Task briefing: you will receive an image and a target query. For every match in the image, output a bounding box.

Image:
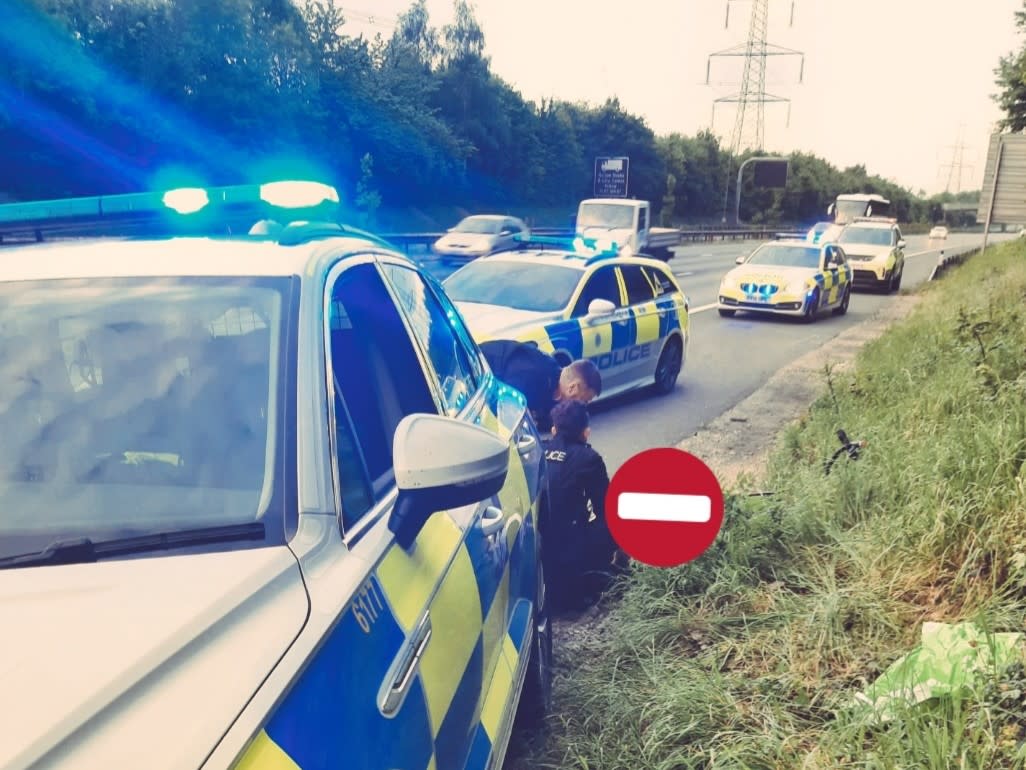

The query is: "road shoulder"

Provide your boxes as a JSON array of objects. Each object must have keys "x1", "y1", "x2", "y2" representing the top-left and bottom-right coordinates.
[{"x1": 677, "y1": 292, "x2": 925, "y2": 490}]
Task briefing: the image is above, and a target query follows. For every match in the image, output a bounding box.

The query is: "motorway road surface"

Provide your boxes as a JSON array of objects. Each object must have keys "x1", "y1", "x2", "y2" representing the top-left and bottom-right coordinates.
[{"x1": 417, "y1": 232, "x2": 1009, "y2": 472}]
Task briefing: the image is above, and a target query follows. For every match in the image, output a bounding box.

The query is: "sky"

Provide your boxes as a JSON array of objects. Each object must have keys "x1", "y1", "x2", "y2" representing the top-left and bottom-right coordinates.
[{"x1": 338, "y1": 0, "x2": 1024, "y2": 195}]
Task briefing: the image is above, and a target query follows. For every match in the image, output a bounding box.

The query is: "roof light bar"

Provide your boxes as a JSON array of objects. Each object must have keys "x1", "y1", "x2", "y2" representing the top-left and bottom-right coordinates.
[
  {"x1": 162, "y1": 187, "x2": 210, "y2": 215},
  {"x1": 259, "y1": 181, "x2": 339, "y2": 209}
]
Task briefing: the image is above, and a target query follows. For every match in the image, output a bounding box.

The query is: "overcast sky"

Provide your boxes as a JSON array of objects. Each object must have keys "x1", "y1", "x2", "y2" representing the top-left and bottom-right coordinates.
[{"x1": 340, "y1": 0, "x2": 1023, "y2": 195}]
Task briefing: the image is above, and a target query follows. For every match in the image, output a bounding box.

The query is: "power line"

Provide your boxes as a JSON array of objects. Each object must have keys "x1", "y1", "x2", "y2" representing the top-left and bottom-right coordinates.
[
  {"x1": 938, "y1": 124, "x2": 974, "y2": 193},
  {"x1": 706, "y1": 0, "x2": 804, "y2": 222}
]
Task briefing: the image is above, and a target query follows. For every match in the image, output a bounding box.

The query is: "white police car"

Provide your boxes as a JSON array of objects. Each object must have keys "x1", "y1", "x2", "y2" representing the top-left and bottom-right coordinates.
[
  {"x1": 442, "y1": 243, "x2": 691, "y2": 401},
  {"x1": 0, "y1": 182, "x2": 550, "y2": 770}
]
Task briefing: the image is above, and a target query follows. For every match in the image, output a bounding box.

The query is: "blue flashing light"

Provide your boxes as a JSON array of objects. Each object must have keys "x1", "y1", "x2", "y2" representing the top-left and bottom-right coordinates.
[
  {"x1": 161, "y1": 187, "x2": 210, "y2": 215},
  {"x1": 259, "y1": 181, "x2": 339, "y2": 209}
]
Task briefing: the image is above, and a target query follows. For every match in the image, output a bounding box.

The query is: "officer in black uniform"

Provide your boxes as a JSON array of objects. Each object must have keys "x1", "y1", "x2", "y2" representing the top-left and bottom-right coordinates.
[
  {"x1": 540, "y1": 399, "x2": 626, "y2": 612},
  {"x1": 478, "y1": 340, "x2": 602, "y2": 433}
]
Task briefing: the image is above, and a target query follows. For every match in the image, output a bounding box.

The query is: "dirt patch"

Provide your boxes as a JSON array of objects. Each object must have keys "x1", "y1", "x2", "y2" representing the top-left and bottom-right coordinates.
[{"x1": 546, "y1": 293, "x2": 927, "y2": 671}]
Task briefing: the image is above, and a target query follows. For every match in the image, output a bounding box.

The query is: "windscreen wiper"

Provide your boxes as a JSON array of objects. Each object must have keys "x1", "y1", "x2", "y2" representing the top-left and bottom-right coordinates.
[{"x1": 0, "y1": 522, "x2": 266, "y2": 570}]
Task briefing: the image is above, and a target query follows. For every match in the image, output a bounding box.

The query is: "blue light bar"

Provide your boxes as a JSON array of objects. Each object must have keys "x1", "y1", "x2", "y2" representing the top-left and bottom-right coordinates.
[
  {"x1": 259, "y1": 181, "x2": 339, "y2": 209},
  {"x1": 162, "y1": 187, "x2": 210, "y2": 214},
  {"x1": 512, "y1": 232, "x2": 621, "y2": 259}
]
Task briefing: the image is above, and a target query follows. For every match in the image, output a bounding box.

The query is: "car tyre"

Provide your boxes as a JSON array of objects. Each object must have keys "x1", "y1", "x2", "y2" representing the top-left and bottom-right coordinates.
[
  {"x1": 832, "y1": 285, "x2": 851, "y2": 316},
  {"x1": 652, "y1": 337, "x2": 683, "y2": 395},
  {"x1": 515, "y1": 563, "x2": 553, "y2": 731},
  {"x1": 889, "y1": 265, "x2": 903, "y2": 293},
  {"x1": 801, "y1": 288, "x2": 820, "y2": 324},
  {"x1": 718, "y1": 308, "x2": 736, "y2": 317}
]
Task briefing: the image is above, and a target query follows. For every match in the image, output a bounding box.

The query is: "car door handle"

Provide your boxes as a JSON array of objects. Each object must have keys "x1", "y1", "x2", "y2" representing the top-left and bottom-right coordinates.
[
  {"x1": 516, "y1": 434, "x2": 536, "y2": 454},
  {"x1": 379, "y1": 611, "x2": 432, "y2": 716},
  {"x1": 480, "y1": 505, "x2": 504, "y2": 537}
]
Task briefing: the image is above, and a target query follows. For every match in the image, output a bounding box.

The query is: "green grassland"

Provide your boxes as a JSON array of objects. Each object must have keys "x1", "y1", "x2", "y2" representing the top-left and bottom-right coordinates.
[{"x1": 511, "y1": 239, "x2": 1026, "y2": 769}]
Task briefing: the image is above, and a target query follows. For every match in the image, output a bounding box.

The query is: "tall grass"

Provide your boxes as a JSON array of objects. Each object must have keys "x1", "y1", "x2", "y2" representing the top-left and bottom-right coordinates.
[{"x1": 510, "y1": 240, "x2": 1026, "y2": 769}]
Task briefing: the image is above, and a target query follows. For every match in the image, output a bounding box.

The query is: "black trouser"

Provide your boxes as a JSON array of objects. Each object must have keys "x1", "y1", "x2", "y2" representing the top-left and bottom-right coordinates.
[{"x1": 544, "y1": 518, "x2": 619, "y2": 611}]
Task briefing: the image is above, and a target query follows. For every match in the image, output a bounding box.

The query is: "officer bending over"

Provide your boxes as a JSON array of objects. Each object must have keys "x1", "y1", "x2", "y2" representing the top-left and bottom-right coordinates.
[
  {"x1": 479, "y1": 340, "x2": 601, "y2": 433},
  {"x1": 541, "y1": 399, "x2": 625, "y2": 612}
]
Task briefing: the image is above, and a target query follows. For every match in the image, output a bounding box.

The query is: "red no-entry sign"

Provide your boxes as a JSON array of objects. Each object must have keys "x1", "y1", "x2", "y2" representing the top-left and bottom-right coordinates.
[{"x1": 605, "y1": 448, "x2": 725, "y2": 568}]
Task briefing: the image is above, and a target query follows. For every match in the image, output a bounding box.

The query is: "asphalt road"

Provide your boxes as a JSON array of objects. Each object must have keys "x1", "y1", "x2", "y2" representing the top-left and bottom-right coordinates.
[{"x1": 417, "y1": 232, "x2": 1008, "y2": 472}]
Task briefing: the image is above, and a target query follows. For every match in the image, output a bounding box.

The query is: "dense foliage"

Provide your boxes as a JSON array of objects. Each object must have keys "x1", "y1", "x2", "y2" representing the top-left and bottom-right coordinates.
[{"x1": 1, "y1": 0, "x2": 976, "y2": 228}]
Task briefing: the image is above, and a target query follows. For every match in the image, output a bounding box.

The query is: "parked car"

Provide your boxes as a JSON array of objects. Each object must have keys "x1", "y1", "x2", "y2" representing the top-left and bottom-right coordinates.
[
  {"x1": 0, "y1": 182, "x2": 550, "y2": 770},
  {"x1": 431, "y1": 214, "x2": 530, "y2": 261},
  {"x1": 929, "y1": 225, "x2": 949, "y2": 240}
]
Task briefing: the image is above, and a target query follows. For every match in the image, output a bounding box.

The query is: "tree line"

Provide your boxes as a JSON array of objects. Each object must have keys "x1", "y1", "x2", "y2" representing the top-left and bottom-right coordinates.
[{"x1": 1, "y1": 0, "x2": 982, "y2": 230}]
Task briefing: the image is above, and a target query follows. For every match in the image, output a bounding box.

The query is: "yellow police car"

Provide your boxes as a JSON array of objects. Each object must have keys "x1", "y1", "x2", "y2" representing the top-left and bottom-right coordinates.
[
  {"x1": 834, "y1": 217, "x2": 907, "y2": 292},
  {"x1": 0, "y1": 183, "x2": 550, "y2": 770},
  {"x1": 441, "y1": 245, "x2": 691, "y2": 400},
  {"x1": 717, "y1": 239, "x2": 853, "y2": 322}
]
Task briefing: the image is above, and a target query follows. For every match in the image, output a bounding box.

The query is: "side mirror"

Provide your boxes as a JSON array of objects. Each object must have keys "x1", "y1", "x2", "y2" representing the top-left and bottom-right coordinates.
[
  {"x1": 897, "y1": 239, "x2": 906, "y2": 249},
  {"x1": 735, "y1": 255, "x2": 746, "y2": 265},
  {"x1": 387, "y1": 414, "x2": 510, "y2": 549},
  {"x1": 586, "y1": 298, "x2": 617, "y2": 319}
]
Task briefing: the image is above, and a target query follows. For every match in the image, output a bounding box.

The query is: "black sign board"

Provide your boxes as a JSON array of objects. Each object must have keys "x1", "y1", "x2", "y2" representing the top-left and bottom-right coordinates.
[
  {"x1": 594, "y1": 157, "x2": 630, "y2": 197},
  {"x1": 752, "y1": 159, "x2": 789, "y2": 188}
]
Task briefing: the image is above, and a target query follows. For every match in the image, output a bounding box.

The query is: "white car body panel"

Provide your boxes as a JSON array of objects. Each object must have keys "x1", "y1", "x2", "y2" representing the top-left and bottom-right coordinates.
[{"x1": 1, "y1": 548, "x2": 308, "y2": 770}]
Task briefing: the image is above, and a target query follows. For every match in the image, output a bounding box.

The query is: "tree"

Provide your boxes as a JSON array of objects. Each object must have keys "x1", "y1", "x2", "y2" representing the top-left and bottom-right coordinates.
[{"x1": 994, "y1": 2, "x2": 1026, "y2": 131}]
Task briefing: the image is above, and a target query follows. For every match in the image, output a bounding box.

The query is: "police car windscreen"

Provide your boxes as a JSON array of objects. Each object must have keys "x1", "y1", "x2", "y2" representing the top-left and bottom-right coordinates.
[
  {"x1": 746, "y1": 244, "x2": 822, "y2": 269},
  {"x1": 838, "y1": 227, "x2": 893, "y2": 246},
  {"x1": 0, "y1": 277, "x2": 289, "y2": 560},
  {"x1": 443, "y1": 261, "x2": 582, "y2": 312}
]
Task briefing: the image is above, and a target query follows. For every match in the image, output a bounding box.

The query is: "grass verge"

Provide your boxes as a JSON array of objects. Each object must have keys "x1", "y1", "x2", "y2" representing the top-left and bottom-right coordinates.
[{"x1": 508, "y1": 239, "x2": 1026, "y2": 769}]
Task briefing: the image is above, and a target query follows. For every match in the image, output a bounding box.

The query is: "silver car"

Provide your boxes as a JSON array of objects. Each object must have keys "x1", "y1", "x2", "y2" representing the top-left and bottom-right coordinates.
[{"x1": 432, "y1": 214, "x2": 530, "y2": 261}]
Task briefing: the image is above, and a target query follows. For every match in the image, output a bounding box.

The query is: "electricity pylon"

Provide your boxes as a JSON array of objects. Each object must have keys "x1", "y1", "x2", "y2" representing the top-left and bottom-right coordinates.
[{"x1": 707, "y1": 0, "x2": 804, "y2": 221}]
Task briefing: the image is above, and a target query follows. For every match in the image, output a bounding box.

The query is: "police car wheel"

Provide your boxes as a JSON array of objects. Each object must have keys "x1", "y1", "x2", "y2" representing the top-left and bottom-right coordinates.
[
  {"x1": 889, "y1": 266, "x2": 903, "y2": 293},
  {"x1": 833, "y1": 286, "x2": 850, "y2": 316},
  {"x1": 801, "y1": 288, "x2": 820, "y2": 324},
  {"x1": 652, "y1": 338, "x2": 683, "y2": 395}
]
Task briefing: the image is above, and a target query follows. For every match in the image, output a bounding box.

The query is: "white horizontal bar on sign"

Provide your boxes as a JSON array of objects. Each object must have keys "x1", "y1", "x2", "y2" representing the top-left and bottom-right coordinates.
[{"x1": 617, "y1": 492, "x2": 711, "y2": 523}]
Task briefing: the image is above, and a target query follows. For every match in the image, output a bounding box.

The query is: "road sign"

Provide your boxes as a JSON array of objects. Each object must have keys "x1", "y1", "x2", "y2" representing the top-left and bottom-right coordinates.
[
  {"x1": 594, "y1": 156, "x2": 629, "y2": 197},
  {"x1": 977, "y1": 133, "x2": 1026, "y2": 228},
  {"x1": 604, "y1": 448, "x2": 725, "y2": 568},
  {"x1": 753, "y1": 158, "x2": 789, "y2": 188}
]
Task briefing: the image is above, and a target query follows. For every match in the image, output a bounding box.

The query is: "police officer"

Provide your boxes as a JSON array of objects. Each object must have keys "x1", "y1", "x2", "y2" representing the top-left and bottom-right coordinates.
[
  {"x1": 479, "y1": 339, "x2": 602, "y2": 433},
  {"x1": 541, "y1": 399, "x2": 626, "y2": 612}
]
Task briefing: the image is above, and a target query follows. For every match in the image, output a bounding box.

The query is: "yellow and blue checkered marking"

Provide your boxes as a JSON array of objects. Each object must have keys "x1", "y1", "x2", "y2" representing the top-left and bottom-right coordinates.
[{"x1": 232, "y1": 392, "x2": 541, "y2": 770}]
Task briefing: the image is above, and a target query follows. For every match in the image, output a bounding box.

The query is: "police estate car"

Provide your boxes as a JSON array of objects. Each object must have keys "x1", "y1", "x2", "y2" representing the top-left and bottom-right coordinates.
[
  {"x1": 717, "y1": 239, "x2": 853, "y2": 322},
  {"x1": 0, "y1": 183, "x2": 550, "y2": 770},
  {"x1": 834, "y1": 217, "x2": 907, "y2": 292},
  {"x1": 442, "y1": 246, "x2": 691, "y2": 401}
]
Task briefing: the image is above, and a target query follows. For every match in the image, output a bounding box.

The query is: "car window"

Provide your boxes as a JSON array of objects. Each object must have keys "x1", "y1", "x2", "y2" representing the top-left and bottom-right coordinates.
[
  {"x1": 0, "y1": 276, "x2": 291, "y2": 561},
  {"x1": 444, "y1": 261, "x2": 581, "y2": 312},
  {"x1": 638, "y1": 207, "x2": 647, "y2": 232},
  {"x1": 642, "y1": 265, "x2": 675, "y2": 296},
  {"x1": 571, "y1": 266, "x2": 622, "y2": 317},
  {"x1": 326, "y1": 262, "x2": 439, "y2": 528},
  {"x1": 380, "y1": 263, "x2": 481, "y2": 417},
  {"x1": 620, "y1": 265, "x2": 656, "y2": 305}
]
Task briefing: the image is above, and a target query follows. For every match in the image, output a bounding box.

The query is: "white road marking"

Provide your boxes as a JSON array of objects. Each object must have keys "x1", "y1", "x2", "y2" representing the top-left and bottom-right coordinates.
[
  {"x1": 618, "y1": 492, "x2": 712, "y2": 523},
  {"x1": 691, "y1": 302, "x2": 718, "y2": 314}
]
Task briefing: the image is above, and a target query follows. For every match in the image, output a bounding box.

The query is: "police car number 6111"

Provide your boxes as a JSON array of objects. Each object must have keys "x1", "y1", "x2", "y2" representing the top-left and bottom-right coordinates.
[{"x1": 0, "y1": 182, "x2": 551, "y2": 770}]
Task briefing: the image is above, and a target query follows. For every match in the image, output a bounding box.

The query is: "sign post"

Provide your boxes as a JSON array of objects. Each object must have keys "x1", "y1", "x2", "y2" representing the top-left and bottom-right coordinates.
[
  {"x1": 594, "y1": 157, "x2": 630, "y2": 198},
  {"x1": 734, "y1": 157, "x2": 789, "y2": 226}
]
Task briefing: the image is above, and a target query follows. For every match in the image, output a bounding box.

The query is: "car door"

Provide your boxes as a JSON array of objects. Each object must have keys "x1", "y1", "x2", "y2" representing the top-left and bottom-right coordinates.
[
  {"x1": 823, "y1": 244, "x2": 843, "y2": 306},
  {"x1": 547, "y1": 265, "x2": 625, "y2": 388},
  {"x1": 615, "y1": 264, "x2": 661, "y2": 385},
  {"x1": 377, "y1": 258, "x2": 541, "y2": 768},
  {"x1": 242, "y1": 258, "x2": 497, "y2": 770}
]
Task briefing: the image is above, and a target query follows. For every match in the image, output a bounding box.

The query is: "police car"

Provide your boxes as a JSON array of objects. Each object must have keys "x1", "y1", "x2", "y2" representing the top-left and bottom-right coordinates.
[
  {"x1": 0, "y1": 182, "x2": 550, "y2": 770},
  {"x1": 834, "y1": 217, "x2": 907, "y2": 292},
  {"x1": 717, "y1": 239, "x2": 853, "y2": 322},
  {"x1": 441, "y1": 243, "x2": 691, "y2": 401}
]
